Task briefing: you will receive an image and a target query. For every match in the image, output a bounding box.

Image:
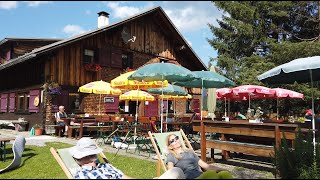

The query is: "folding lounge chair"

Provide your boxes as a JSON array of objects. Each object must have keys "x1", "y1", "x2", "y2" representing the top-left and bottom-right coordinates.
[
  {"x1": 50, "y1": 143, "x2": 109, "y2": 179},
  {"x1": 148, "y1": 129, "x2": 194, "y2": 177},
  {"x1": 0, "y1": 135, "x2": 26, "y2": 174}
]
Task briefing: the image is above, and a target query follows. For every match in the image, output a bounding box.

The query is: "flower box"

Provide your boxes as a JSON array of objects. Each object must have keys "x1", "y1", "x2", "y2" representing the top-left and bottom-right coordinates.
[{"x1": 84, "y1": 63, "x2": 102, "y2": 72}]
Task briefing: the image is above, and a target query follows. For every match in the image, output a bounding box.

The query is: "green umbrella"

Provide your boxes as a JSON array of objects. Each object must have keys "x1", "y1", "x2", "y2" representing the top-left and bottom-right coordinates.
[
  {"x1": 128, "y1": 62, "x2": 195, "y2": 133},
  {"x1": 257, "y1": 56, "x2": 320, "y2": 153},
  {"x1": 147, "y1": 84, "x2": 187, "y2": 96},
  {"x1": 147, "y1": 84, "x2": 187, "y2": 124},
  {"x1": 175, "y1": 70, "x2": 235, "y2": 120},
  {"x1": 128, "y1": 62, "x2": 196, "y2": 82}
]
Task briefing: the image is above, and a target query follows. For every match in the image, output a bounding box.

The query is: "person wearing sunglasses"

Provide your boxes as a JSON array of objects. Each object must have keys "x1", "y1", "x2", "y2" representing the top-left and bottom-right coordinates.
[{"x1": 165, "y1": 134, "x2": 229, "y2": 179}]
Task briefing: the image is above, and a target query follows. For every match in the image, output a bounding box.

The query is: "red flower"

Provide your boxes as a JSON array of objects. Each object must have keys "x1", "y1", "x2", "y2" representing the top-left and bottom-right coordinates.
[{"x1": 84, "y1": 63, "x2": 102, "y2": 72}]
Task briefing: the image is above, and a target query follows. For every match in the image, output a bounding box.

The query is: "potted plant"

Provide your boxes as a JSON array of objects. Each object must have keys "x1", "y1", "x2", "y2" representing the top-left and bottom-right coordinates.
[
  {"x1": 33, "y1": 124, "x2": 43, "y2": 136},
  {"x1": 115, "y1": 112, "x2": 121, "y2": 121}
]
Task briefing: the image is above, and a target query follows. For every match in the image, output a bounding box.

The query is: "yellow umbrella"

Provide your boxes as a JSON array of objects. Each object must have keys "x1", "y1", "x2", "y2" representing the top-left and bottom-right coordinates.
[
  {"x1": 111, "y1": 71, "x2": 169, "y2": 90},
  {"x1": 119, "y1": 90, "x2": 155, "y2": 101},
  {"x1": 158, "y1": 94, "x2": 192, "y2": 119},
  {"x1": 119, "y1": 89, "x2": 154, "y2": 145},
  {"x1": 78, "y1": 80, "x2": 122, "y2": 115}
]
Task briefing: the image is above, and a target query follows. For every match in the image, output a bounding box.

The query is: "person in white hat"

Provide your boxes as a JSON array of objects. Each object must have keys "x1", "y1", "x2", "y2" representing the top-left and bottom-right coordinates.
[{"x1": 70, "y1": 137, "x2": 186, "y2": 179}]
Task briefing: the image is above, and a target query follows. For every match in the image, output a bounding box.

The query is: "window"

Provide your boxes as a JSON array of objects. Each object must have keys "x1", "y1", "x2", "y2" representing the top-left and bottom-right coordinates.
[
  {"x1": 17, "y1": 92, "x2": 29, "y2": 113},
  {"x1": 122, "y1": 52, "x2": 133, "y2": 69},
  {"x1": 186, "y1": 99, "x2": 192, "y2": 113},
  {"x1": 68, "y1": 93, "x2": 81, "y2": 112},
  {"x1": 83, "y1": 49, "x2": 95, "y2": 64}
]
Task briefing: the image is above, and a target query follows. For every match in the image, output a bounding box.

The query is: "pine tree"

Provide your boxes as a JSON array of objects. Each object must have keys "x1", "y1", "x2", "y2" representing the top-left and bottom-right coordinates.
[{"x1": 208, "y1": 1, "x2": 320, "y2": 114}]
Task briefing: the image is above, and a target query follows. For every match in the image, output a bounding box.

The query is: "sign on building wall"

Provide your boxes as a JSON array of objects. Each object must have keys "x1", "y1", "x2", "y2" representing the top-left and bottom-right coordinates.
[{"x1": 104, "y1": 97, "x2": 115, "y2": 103}]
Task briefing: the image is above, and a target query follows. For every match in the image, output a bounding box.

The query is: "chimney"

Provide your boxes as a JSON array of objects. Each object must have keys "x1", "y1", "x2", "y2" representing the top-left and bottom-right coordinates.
[{"x1": 97, "y1": 11, "x2": 109, "y2": 28}]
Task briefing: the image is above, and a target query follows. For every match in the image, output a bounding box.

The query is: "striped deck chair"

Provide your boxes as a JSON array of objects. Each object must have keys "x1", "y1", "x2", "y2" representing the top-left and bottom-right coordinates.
[
  {"x1": 148, "y1": 129, "x2": 194, "y2": 177},
  {"x1": 50, "y1": 143, "x2": 109, "y2": 179}
]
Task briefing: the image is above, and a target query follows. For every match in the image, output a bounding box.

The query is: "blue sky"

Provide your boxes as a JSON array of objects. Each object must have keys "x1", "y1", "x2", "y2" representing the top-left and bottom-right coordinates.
[{"x1": 0, "y1": 1, "x2": 223, "y2": 67}]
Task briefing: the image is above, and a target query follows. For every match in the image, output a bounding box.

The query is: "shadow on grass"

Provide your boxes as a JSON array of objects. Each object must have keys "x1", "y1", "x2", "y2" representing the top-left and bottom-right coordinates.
[
  {"x1": 212, "y1": 152, "x2": 275, "y2": 172},
  {"x1": 20, "y1": 152, "x2": 37, "y2": 168}
]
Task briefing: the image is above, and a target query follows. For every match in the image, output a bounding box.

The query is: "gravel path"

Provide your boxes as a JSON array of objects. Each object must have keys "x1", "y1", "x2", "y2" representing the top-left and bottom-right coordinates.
[{"x1": 0, "y1": 129, "x2": 275, "y2": 179}]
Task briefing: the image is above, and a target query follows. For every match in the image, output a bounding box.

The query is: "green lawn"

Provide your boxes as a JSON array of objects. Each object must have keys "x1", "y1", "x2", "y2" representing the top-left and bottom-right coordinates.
[{"x1": 0, "y1": 142, "x2": 159, "y2": 179}]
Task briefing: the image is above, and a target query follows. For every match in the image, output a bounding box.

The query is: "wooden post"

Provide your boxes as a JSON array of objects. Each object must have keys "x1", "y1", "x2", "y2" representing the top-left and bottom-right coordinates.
[
  {"x1": 200, "y1": 121, "x2": 206, "y2": 161},
  {"x1": 275, "y1": 125, "x2": 281, "y2": 149}
]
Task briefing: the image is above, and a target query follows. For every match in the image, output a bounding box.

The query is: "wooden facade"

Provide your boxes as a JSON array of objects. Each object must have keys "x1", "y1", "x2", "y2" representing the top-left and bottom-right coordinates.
[{"x1": 0, "y1": 7, "x2": 205, "y2": 129}]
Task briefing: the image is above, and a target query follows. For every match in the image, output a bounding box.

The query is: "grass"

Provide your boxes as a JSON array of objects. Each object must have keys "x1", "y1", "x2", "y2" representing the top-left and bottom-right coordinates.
[{"x1": 0, "y1": 142, "x2": 159, "y2": 179}]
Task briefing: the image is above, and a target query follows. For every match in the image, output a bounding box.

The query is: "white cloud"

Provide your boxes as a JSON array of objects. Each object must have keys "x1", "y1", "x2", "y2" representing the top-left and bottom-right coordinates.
[
  {"x1": 105, "y1": 2, "x2": 141, "y2": 19},
  {"x1": 23, "y1": 1, "x2": 52, "y2": 7},
  {"x1": 0, "y1": 1, "x2": 18, "y2": 10},
  {"x1": 104, "y1": 1, "x2": 155, "y2": 19},
  {"x1": 62, "y1": 25, "x2": 86, "y2": 37},
  {"x1": 162, "y1": 2, "x2": 221, "y2": 33}
]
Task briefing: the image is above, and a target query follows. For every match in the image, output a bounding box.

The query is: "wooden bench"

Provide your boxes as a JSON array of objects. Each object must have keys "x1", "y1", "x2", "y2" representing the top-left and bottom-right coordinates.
[
  {"x1": 45, "y1": 124, "x2": 64, "y2": 137},
  {"x1": 193, "y1": 120, "x2": 306, "y2": 161}
]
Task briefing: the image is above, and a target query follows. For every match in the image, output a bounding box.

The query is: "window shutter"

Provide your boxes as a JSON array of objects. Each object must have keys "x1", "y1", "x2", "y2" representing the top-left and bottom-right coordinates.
[
  {"x1": 99, "y1": 46, "x2": 111, "y2": 66},
  {"x1": 144, "y1": 98, "x2": 159, "y2": 117},
  {"x1": 0, "y1": 93, "x2": 8, "y2": 112},
  {"x1": 105, "y1": 95, "x2": 119, "y2": 113},
  {"x1": 8, "y1": 93, "x2": 15, "y2": 112},
  {"x1": 110, "y1": 47, "x2": 122, "y2": 68},
  {"x1": 191, "y1": 99, "x2": 200, "y2": 113},
  {"x1": 29, "y1": 89, "x2": 40, "y2": 113}
]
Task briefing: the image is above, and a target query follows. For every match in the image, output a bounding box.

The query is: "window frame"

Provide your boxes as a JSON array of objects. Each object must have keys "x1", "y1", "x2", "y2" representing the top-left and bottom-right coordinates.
[
  {"x1": 122, "y1": 51, "x2": 133, "y2": 69},
  {"x1": 16, "y1": 92, "x2": 29, "y2": 113},
  {"x1": 83, "y1": 48, "x2": 96, "y2": 64}
]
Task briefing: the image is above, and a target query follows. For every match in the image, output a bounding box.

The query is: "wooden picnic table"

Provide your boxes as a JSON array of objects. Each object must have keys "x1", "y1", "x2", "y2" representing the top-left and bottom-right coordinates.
[
  {"x1": 0, "y1": 136, "x2": 15, "y2": 161},
  {"x1": 192, "y1": 120, "x2": 310, "y2": 161},
  {"x1": 62, "y1": 117, "x2": 96, "y2": 139}
]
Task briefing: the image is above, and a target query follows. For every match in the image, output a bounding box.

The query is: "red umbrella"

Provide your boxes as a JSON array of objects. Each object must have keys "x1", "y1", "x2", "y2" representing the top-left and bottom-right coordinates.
[
  {"x1": 232, "y1": 85, "x2": 275, "y2": 109},
  {"x1": 272, "y1": 88, "x2": 304, "y2": 120},
  {"x1": 272, "y1": 88, "x2": 304, "y2": 99}
]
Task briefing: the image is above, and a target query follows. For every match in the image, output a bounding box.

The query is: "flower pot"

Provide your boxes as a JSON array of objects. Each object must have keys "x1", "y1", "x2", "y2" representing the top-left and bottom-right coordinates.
[{"x1": 34, "y1": 128, "x2": 43, "y2": 136}]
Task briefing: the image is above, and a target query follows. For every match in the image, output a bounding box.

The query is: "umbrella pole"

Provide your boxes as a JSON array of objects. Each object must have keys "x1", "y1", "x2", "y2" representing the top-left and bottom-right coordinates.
[
  {"x1": 228, "y1": 98, "x2": 230, "y2": 117},
  {"x1": 134, "y1": 86, "x2": 140, "y2": 145},
  {"x1": 249, "y1": 94, "x2": 251, "y2": 109},
  {"x1": 310, "y1": 69, "x2": 316, "y2": 154},
  {"x1": 160, "y1": 75, "x2": 164, "y2": 133},
  {"x1": 99, "y1": 93, "x2": 101, "y2": 115},
  {"x1": 277, "y1": 97, "x2": 279, "y2": 120},
  {"x1": 201, "y1": 79, "x2": 203, "y2": 120},
  {"x1": 224, "y1": 97, "x2": 227, "y2": 117}
]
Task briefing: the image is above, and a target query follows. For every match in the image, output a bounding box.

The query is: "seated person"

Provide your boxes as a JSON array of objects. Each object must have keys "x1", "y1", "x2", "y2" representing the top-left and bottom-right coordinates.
[
  {"x1": 165, "y1": 134, "x2": 231, "y2": 179},
  {"x1": 149, "y1": 117, "x2": 158, "y2": 133},
  {"x1": 55, "y1": 105, "x2": 68, "y2": 136},
  {"x1": 70, "y1": 137, "x2": 185, "y2": 179},
  {"x1": 305, "y1": 109, "x2": 313, "y2": 120},
  {"x1": 235, "y1": 111, "x2": 247, "y2": 120}
]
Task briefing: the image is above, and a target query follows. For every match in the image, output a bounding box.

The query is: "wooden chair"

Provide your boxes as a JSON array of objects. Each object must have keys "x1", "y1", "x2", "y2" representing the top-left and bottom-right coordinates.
[
  {"x1": 148, "y1": 129, "x2": 194, "y2": 177},
  {"x1": 50, "y1": 143, "x2": 109, "y2": 179}
]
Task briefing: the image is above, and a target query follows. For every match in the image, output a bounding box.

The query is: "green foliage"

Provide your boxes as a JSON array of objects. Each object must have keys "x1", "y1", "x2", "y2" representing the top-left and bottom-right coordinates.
[
  {"x1": 0, "y1": 142, "x2": 157, "y2": 179},
  {"x1": 208, "y1": 1, "x2": 320, "y2": 114},
  {"x1": 273, "y1": 128, "x2": 320, "y2": 179},
  {"x1": 32, "y1": 124, "x2": 43, "y2": 129}
]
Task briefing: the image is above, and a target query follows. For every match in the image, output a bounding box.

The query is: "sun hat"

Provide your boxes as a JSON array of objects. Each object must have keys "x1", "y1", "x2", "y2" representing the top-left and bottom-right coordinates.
[
  {"x1": 69, "y1": 137, "x2": 103, "y2": 159},
  {"x1": 306, "y1": 109, "x2": 313, "y2": 114}
]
